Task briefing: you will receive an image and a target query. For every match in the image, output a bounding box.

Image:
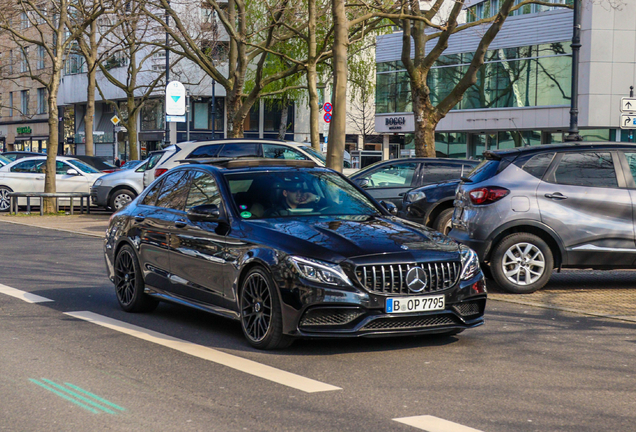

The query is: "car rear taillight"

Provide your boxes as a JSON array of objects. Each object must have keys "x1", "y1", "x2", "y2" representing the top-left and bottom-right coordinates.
[
  {"x1": 468, "y1": 187, "x2": 510, "y2": 205},
  {"x1": 154, "y1": 168, "x2": 168, "y2": 178},
  {"x1": 102, "y1": 169, "x2": 117, "y2": 173}
]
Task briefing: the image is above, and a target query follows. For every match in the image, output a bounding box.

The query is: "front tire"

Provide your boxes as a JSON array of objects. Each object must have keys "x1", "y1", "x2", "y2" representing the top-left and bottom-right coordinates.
[
  {"x1": 433, "y1": 208, "x2": 454, "y2": 235},
  {"x1": 0, "y1": 186, "x2": 13, "y2": 212},
  {"x1": 109, "y1": 189, "x2": 136, "y2": 211},
  {"x1": 491, "y1": 233, "x2": 553, "y2": 294},
  {"x1": 114, "y1": 244, "x2": 158, "y2": 312},
  {"x1": 240, "y1": 267, "x2": 292, "y2": 350}
]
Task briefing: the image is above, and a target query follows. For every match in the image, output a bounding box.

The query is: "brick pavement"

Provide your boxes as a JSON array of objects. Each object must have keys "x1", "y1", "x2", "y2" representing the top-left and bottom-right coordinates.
[{"x1": 1, "y1": 212, "x2": 635, "y2": 324}]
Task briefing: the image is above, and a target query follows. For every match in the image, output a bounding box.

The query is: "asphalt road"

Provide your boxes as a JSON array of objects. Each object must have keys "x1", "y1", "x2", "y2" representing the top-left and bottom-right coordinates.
[{"x1": 0, "y1": 221, "x2": 635, "y2": 432}]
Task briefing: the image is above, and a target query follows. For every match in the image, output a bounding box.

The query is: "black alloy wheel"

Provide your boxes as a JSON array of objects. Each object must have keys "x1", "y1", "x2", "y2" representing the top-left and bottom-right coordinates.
[
  {"x1": 0, "y1": 186, "x2": 12, "y2": 212},
  {"x1": 114, "y1": 244, "x2": 158, "y2": 312},
  {"x1": 240, "y1": 267, "x2": 292, "y2": 350}
]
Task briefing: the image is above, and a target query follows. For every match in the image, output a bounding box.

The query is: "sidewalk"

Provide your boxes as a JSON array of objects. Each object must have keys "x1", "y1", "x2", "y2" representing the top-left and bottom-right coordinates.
[{"x1": 1, "y1": 213, "x2": 635, "y2": 324}]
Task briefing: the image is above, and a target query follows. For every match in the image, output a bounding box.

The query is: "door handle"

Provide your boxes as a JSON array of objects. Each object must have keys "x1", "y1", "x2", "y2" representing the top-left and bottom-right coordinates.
[
  {"x1": 545, "y1": 192, "x2": 567, "y2": 200},
  {"x1": 134, "y1": 214, "x2": 146, "y2": 222},
  {"x1": 174, "y1": 219, "x2": 188, "y2": 228}
]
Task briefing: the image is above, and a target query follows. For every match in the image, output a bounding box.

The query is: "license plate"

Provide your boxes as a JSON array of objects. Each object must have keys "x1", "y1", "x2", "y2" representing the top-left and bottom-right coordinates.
[{"x1": 386, "y1": 295, "x2": 445, "y2": 314}]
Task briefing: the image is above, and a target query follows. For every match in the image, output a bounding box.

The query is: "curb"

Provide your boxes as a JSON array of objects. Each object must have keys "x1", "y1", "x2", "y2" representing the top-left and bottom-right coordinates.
[{"x1": 0, "y1": 218, "x2": 105, "y2": 238}]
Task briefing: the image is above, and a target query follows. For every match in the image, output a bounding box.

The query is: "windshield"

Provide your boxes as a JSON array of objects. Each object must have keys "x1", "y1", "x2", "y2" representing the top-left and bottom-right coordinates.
[
  {"x1": 67, "y1": 159, "x2": 101, "y2": 173},
  {"x1": 146, "y1": 152, "x2": 165, "y2": 170},
  {"x1": 0, "y1": 155, "x2": 9, "y2": 165},
  {"x1": 225, "y1": 170, "x2": 382, "y2": 219},
  {"x1": 298, "y1": 146, "x2": 326, "y2": 164}
]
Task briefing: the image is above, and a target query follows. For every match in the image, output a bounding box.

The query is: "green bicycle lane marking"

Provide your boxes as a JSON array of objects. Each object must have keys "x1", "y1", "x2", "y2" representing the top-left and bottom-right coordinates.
[{"x1": 29, "y1": 379, "x2": 125, "y2": 415}]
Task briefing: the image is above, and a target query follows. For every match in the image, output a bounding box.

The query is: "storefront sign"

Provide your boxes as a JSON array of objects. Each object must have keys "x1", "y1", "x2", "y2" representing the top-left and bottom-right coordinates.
[
  {"x1": 375, "y1": 114, "x2": 415, "y2": 133},
  {"x1": 17, "y1": 126, "x2": 32, "y2": 134}
]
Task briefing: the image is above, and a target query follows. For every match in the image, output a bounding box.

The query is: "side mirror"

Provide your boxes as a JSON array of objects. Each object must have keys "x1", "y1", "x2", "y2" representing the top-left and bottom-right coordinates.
[
  {"x1": 355, "y1": 178, "x2": 370, "y2": 188},
  {"x1": 380, "y1": 200, "x2": 398, "y2": 216},
  {"x1": 66, "y1": 168, "x2": 80, "y2": 176},
  {"x1": 187, "y1": 204, "x2": 223, "y2": 223}
]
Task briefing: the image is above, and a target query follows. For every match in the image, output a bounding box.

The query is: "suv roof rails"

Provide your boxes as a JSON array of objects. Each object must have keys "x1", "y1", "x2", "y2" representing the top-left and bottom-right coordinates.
[{"x1": 177, "y1": 157, "x2": 317, "y2": 169}]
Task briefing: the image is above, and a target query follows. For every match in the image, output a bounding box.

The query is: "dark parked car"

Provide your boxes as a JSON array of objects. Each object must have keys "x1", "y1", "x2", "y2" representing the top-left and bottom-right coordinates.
[
  {"x1": 105, "y1": 159, "x2": 486, "y2": 349},
  {"x1": 403, "y1": 179, "x2": 463, "y2": 235},
  {"x1": 1, "y1": 151, "x2": 43, "y2": 161},
  {"x1": 74, "y1": 155, "x2": 118, "y2": 173},
  {"x1": 450, "y1": 143, "x2": 636, "y2": 294},
  {"x1": 350, "y1": 158, "x2": 478, "y2": 211}
]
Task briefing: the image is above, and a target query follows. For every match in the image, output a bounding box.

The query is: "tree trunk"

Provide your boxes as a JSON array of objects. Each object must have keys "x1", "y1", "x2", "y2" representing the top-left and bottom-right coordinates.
[
  {"x1": 43, "y1": 86, "x2": 59, "y2": 213},
  {"x1": 278, "y1": 102, "x2": 288, "y2": 140},
  {"x1": 226, "y1": 93, "x2": 246, "y2": 138},
  {"x1": 127, "y1": 96, "x2": 139, "y2": 160},
  {"x1": 326, "y1": 0, "x2": 348, "y2": 172},
  {"x1": 412, "y1": 85, "x2": 437, "y2": 157},
  {"x1": 307, "y1": 65, "x2": 321, "y2": 151},
  {"x1": 85, "y1": 67, "x2": 96, "y2": 156}
]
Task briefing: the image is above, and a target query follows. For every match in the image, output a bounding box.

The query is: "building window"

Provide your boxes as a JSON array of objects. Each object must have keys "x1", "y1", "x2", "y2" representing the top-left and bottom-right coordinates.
[
  {"x1": 376, "y1": 42, "x2": 572, "y2": 114},
  {"x1": 21, "y1": 12, "x2": 29, "y2": 29},
  {"x1": 9, "y1": 92, "x2": 13, "y2": 117},
  {"x1": 20, "y1": 47, "x2": 28, "y2": 73},
  {"x1": 9, "y1": 50, "x2": 13, "y2": 74},
  {"x1": 37, "y1": 88, "x2": 47, "y2": 114},
  {"x1": 263, "y1": 100, "x2": 294, "y2": 133},
  {"x1": 140, "y1": 99, "x2": 164, "y2": 130},
  {"x1": 21, "y1": 90, "x2": 29, "y2": 116},
  {"x1": 37, "y1": 46, "x2": 45, "y2": 69}
]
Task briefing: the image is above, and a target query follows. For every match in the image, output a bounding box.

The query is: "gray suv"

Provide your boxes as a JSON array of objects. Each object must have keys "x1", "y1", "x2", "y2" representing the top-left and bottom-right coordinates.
[{"x1": 450, "y1": 143, "x2": 636, "y2": 293}]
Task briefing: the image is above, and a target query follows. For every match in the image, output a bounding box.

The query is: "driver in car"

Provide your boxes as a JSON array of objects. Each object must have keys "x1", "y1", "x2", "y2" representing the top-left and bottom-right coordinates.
[{"x1": 265, "y1": 180, "x2": 324, "y2": 217}]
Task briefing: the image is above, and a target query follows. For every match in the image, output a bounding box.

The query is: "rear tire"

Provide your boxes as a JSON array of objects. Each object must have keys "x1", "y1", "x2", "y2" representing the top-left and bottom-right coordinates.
[
  {"x1": 240, "y1": 267, "x2": 293, "y2": 350},
  {"x1": 114, "y1": 244, "x2": 158, "y2": 312},
  {"x1": 433, "y1": 208, "x2": 454, "y2": 235},
  {"x1": 491, "y1": 233, "x2": 553, "y2": 294},
  {"x1": 0, "y1": 186, "x2": 13, "y2": 212}
]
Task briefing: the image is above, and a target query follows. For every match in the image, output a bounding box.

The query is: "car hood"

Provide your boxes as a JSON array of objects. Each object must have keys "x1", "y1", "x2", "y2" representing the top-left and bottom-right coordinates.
[
  {"x1": 242, "y1": 215, "x2": 461, "y2": 263},
  {"x1": 416, "y1": 179, "x2": 460, "y2": 191},
  {"x1": 96, "y1": 168, "x2": 143, "y2": 184}
]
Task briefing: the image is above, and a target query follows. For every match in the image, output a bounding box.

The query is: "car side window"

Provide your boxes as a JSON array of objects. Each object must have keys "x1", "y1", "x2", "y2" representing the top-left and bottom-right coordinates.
[
  {"x1": 156, "y1": 171, "x2": 192, "y2": 210},
  {"x1": 421, "y1": 163, "x2": 464, "y2": 184},
  {"x1": 145, "y1": 152, "x2": 165, "y2": 170},
  {"x1": 553, "y1": 152, "x2": 618, "y2": 188},
  {"x1": 141, "y1": 179, "x2": 164, "y2": 206},
  {"x1": 262, "y1": 144, "x2": 308, "y2": 160},
  {"x1": 10, "y1": 160, "x2": 41, "y2": 173},
  {"x1": 56, "y1": 161, "x2": 70, "y2": 175},
  {"x1": 515, "y1": 152, "x2": 555, "y2": 179},
  {"x1": 187, "y1": 144, "x2": 222, "y2": 159},
  {"x1": 218, "y1": 143, "x2": 260, "y2": 158},
  {"x1": 366, "y1": 163, "x2": 418, "y2": 188},
  {"x1": 186, "y1": 172, "x2": 222, "y2": 211}
]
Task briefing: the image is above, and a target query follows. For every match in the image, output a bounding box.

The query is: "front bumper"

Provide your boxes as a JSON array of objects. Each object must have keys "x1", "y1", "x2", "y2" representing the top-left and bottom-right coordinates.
[
  {"x1": 280, "y1": 273, "x2": 487, "y2": 338},
  {"x1": 91, "y1": 185, "x2": 112, "y2": 207}
]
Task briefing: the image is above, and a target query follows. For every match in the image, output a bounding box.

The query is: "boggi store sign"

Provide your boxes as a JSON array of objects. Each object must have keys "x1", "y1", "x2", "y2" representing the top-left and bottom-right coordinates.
[{"x1": 375, "y1": 114, "x2": 414, "y2": 133}]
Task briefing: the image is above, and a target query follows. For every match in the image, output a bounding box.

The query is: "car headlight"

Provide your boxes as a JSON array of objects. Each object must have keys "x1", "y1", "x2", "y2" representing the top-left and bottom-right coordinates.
[
  {"x1": 93, "y1": 179, "x2": 103, "y2": 187},
  {"x1": 289, "y1": 256, "x2": 352, "y2": 286},
  {"x1": 459, "y1": 244, "x2": 480, "y2": 280},
  {"x1": 405, "y1": 190, "x2": 426, "y2": 203}
]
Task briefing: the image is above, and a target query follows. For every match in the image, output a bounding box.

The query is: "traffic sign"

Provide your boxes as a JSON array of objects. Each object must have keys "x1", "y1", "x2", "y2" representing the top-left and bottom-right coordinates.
[
  {"x1": 110, "y1": 115, "x2": 121, "y2": 126},
  {"x1": 324, "y1": 113, "x2": 332, "y2": 123},
  {"x1": 621, "y1": 97, "x2": 636, "y2": 112},
  {"x1": 323, "y1": 102, "x2": 333, "y2": 113},
  {"x1": 166, "y1": 81, "x2": 186, "y2": 116},
  {"x1": 620, "y1": 114, "x2": 636, "y2": 129}
]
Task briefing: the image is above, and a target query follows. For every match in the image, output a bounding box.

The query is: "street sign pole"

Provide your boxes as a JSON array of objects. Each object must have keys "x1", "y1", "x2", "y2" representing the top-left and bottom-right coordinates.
[{"x1": 630, "y1": 86, "x2": 634, "y2": 142}]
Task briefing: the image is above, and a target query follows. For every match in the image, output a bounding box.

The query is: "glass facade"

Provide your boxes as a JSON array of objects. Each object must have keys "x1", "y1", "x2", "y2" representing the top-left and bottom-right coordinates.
[{"x1": 376, "y1": 43, "x2": 572, "y2": 114}]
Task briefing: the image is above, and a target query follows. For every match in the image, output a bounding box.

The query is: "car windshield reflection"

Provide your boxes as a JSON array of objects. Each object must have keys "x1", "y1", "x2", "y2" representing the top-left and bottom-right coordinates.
[{"x1": 225, "y1": 171, "x2": 381, "y2": 219}]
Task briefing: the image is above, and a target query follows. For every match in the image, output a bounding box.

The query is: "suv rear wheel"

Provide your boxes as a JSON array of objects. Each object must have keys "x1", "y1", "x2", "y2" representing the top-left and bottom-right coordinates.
[{"x1": 491, "y1": 233, "x2": 553, "y2": 294}]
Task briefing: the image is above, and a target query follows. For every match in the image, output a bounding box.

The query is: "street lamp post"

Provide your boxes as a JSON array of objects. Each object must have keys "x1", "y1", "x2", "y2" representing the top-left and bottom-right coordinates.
[
  {"x1": 211, "y1": 78, "x2": 216, "y2": 140},
  {"x1": 164, "y1": 4, "x2": 170, "y2": 147},
  {"x1": 564, "y1": 0, "x2": 582, "y2": 142}
]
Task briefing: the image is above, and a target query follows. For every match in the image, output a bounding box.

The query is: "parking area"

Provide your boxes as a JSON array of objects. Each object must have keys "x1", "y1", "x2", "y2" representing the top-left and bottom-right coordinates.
[{"x1": 3, "y1": 211, "x2": 636, "y2": 324}]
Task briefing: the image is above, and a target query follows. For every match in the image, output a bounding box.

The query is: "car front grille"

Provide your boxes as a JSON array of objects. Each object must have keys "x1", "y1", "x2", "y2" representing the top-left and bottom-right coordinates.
[
  {"x1": 299, "y1": 308, "x2": 364, "y2": 327},
  {"x1": 355, "y1": 262, "x2": 461, "y2": 295},
  {"x1": 452, "y1": 301, "x2": 482, "y2": 318},
  {"x1": 361, "y1": 315, "x2": 457, "y2": 331}
]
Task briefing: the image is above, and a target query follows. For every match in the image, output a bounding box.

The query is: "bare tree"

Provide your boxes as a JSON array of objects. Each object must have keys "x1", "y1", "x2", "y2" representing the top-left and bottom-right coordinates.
[{"x1": 0, "y1": 0, "x2": 102, "y2": 211}]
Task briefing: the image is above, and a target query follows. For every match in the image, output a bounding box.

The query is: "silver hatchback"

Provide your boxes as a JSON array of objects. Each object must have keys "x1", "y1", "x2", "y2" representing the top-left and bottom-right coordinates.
[{"x1": 450, "y1": 143, "x2": 636, "y2": 293}]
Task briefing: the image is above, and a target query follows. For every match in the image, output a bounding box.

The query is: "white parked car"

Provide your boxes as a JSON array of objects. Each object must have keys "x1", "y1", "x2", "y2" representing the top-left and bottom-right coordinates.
[
  {"x1": 0, "y1": 156, "x2": 103, "y2": 211},
  {"x1": 91, "y1": 159, "x2": 148, "y2": 210},
  {"x1": 142, "y1": 140, "x2": 358, "y2": 188}
]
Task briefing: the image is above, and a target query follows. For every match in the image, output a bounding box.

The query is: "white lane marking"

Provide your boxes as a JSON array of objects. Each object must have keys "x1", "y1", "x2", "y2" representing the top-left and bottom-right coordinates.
[
  {"x1": 394, "y1": 415, "x2": 484, "y2": 432},
  {"x1": 65, "y1": 311, "x2": 341, "y2": 393},
  {"x1": 0, "y1": 283, "x2": 53, "y2": 303}
]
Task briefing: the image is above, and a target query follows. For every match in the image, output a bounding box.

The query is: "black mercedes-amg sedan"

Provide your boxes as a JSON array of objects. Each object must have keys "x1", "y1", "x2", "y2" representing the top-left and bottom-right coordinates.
[{"x1": 104, "y1": 159, "x2": 486, "y2": 349}]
